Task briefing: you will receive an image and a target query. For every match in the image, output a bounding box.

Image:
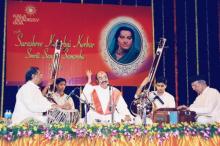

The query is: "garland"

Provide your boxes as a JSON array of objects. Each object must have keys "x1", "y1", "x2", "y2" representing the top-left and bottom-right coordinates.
[{"x1": 0, "y1": 119, "x2": 220, "y2": 142}]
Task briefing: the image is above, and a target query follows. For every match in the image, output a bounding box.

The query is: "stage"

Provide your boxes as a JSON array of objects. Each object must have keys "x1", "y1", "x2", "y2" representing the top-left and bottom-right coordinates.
[
  {"x1": 0, "y1": 120, "x2": 220, "y2": 146},
  {"x1": 0, "y1": 1, "x2": 220, "y2": 146}
]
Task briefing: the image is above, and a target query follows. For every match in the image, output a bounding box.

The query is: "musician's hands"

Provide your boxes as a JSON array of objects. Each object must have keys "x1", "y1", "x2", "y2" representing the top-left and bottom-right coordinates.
[
  {"x1": 124, "y1": 115, "x2": 132, "y2": 122},
  {"x1": 177, "y1": 105, "x2": 188, "y2": 110},
  {"x1": 60, "y1": 102, "x2": 72, "y2": 110},
  {"x1": 121, "y1": 115, "x2": 132, "y2": 123},
  {"x1": 51, "y1": 104, "x2": 60, "y2": 109},
  {"x1": 86, "y1": 70, "x2": 92, "y2": 84},
  {"x1": 51, "y1": 102, "x2": 72, "y2": 110}
]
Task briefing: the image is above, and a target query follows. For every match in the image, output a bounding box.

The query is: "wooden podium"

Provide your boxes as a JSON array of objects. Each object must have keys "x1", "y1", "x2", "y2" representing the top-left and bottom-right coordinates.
[{"x1": 153, "y1": 108, "x2": 196, "y2": 123}]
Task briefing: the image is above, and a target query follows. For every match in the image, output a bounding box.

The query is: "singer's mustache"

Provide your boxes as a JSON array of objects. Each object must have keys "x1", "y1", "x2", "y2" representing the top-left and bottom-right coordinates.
[{"x1": 101, "y1": 81, "x2": 108, "y2": 84}]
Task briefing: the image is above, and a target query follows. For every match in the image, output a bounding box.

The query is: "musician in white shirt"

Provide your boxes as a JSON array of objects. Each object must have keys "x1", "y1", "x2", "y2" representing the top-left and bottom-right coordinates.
[
  {"x1": 11, "y1": 67, "x2": 63, "y2": 125},
  {"x1": 133, "y1": 77, "x2": 175, "y2": 124},
  {"x1": 148, "y1": 77, "x2": 176, "y2": 109},
  {"x1": 178, "y1": 76, "x2": 220, "y2": 123},
  {"x1": 80, "y1": 70, "x2": 133, "y2": 124},
  {"x1": 52, "y1": 78, "x2": 75, "y2": 110}
]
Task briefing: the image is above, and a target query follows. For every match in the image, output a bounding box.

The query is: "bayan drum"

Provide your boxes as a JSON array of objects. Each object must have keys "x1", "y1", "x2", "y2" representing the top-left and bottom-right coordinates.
[{"x1": 47, "y1": 108, "x2": 80, "y2": 124}]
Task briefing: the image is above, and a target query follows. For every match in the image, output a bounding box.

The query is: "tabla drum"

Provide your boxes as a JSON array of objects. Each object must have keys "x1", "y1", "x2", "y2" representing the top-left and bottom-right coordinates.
[{"x1": 47, "y1": 108, "x2": 80, "y2": 124}]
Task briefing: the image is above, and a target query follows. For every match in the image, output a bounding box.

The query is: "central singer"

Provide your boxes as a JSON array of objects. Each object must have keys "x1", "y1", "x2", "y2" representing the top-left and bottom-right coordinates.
[{"x1": 80, "y1": 70, "x2": 133, "y2": 124}]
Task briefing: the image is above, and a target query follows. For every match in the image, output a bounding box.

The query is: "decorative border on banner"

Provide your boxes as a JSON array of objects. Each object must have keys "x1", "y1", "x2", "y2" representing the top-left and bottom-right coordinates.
[{"x1": 100, "y1": 16, "x2": 149, "y2": 76}]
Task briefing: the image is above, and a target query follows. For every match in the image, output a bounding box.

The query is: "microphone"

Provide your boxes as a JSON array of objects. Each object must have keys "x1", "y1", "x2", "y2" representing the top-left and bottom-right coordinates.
[
  {"x1": 153, "y1": 95, "x2": 164, "y2": 104},
  {"x1": 108, "y1": 83, "x2": 112, "y2": 111},
  {"x1": 107, "y1": 83, "x2": 112, "y2": 91}
]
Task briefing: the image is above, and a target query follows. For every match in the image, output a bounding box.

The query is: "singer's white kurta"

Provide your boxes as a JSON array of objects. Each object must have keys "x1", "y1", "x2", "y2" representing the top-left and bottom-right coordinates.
[
  {"x1": 12, "y1": 81, "x2": 53, "y2": 125},
  {"x1": 189, "y1": 87, "x2": 220, "y2": 123},
  {"x1": 81, "y1": 83, "x2": 132, "y2": 124},
  {"x1": 148, "y1": 91, "x2": 176, "y2": 109},
  {"x1": 52, "y1": 92, "x2": 75, "y2": 109}
]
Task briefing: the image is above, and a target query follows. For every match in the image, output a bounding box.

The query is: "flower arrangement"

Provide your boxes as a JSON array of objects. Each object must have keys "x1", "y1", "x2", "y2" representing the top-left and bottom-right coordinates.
[{"x1": 0, "y1": 119, "x2": 220, "y2": 142}]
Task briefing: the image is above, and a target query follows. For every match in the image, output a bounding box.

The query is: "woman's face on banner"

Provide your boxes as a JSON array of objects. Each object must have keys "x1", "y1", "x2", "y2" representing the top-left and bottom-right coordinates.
[{"x1": 117, "y1": 30, "x2": 133, "y2": 50}]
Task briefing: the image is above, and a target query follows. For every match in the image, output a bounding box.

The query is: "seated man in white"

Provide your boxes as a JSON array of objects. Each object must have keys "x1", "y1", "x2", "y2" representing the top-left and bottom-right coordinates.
[
  {"x1": 80, "y1": 70, "x2": 133, "y2": 124},
  {"x1": 12, "y1": 67, "x2": 66, "y2": 125},
  {"x1": 134, "y1": 76, "x2": 175, "y2": 124},
  {"x1": 148, "y1": 77, "x2": 176, "y2": 109},
  {"x1": 178, "y1": 76, "x2": 220, "y2": 124}
]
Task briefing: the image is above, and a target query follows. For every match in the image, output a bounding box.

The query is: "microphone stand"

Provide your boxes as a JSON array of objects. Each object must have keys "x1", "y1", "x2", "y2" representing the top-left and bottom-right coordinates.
[
  {"x1": 72, "y1": 88, "x2": 95, "y2": 125},
  {"x1": 81, "y1": 92, "x2": 89, "y2": 125},
  {"x1": 109, "y1": 85, "x2": 114, "y2": 124}
]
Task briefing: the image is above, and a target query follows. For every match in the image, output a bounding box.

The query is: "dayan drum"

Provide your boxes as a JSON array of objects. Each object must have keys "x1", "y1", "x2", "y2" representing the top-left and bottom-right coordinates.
[{"x1": 47, "y1": 108, "x2": 80, "y2": 124}]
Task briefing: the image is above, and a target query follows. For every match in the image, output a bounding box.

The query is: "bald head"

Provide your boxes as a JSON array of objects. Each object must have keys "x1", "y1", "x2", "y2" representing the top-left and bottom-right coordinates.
[{"x1": 191, "y1": 80, "x2": 207, "y2": 94}]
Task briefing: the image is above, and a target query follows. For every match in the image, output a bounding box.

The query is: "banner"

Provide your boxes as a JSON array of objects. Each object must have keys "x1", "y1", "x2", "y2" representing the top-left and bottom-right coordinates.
[{"x1": 6, "y1": 1, "x2": 153, "y2": 86}]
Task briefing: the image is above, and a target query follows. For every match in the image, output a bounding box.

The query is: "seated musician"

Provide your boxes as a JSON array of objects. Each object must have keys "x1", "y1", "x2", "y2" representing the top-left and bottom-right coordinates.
[
  {"x1": 148, "y1": 77, "x2": 175, "y2": 109},
  {"x1": 42, "y1": 78, "x2": 74, "y2": 110},
  {"x1": 80, "y1": 70, "x2": 133, "y2": 124},
  {"x1": 52, "y1": 78, "x2": 75, "y2": 110},
  {"x1": 11, "y1": 67, "x2": 63, "y2": 125},
  {"x1": 135, "y1": 76, "x2": 176, "y2": 110},
  {"x1": 178, "y1": 76, "x2": 220, "y2": 124}
]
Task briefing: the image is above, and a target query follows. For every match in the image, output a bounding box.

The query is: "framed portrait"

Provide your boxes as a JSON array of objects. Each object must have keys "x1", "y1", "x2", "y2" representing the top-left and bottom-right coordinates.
[
  {"x1": 100, "y1": 17, "x2": 149, "y2": 76},
  {"x1": 107, "y1": 23, "x2": 142, "y2": 64}
]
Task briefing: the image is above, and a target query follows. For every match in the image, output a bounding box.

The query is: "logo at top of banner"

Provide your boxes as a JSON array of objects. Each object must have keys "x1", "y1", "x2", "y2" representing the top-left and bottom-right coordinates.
[
  {"x1": 100, "y1": 16, "x2": 149, "y2": 76},
  {"x1": 13, "y1": 5, "x2": 39, "y2": 25},
  {"x1": 25, "y1": 5, "x2": 37, "y2": 15}
]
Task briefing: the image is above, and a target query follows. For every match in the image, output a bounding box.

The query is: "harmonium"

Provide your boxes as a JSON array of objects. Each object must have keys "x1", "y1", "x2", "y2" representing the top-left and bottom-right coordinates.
[{"x1": 152, "y1": 108, "x2": 197, "y2": 124}]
